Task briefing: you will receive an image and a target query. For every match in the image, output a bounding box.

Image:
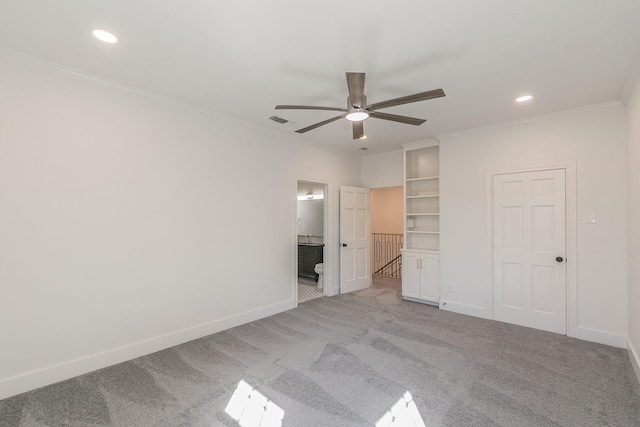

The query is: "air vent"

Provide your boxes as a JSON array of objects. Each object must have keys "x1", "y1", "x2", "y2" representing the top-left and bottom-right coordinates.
[
  {"x1": 269, "y1": 116, "x2": 290, "y2": 125},
  {"x1": 358, "y1": 146, "x2": 369, "y2": 151}
]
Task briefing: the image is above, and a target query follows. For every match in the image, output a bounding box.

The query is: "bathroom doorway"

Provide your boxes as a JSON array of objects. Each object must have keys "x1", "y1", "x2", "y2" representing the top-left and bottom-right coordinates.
[{"x1": 296, "y1": 180, "x2": 328, "y2": 304}]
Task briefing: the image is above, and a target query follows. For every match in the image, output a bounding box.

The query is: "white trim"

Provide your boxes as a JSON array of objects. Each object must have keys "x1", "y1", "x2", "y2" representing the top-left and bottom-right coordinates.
[
  {"x1": 574, "y1": 327, "x2": 627, "y2": 349},
  {"x1": 621, "y1": 40, "x2": 640, "y2": 103},
  {"x1": 400, "y1": 248, "x2": 440, "y2": 254},
  {"x1": 403, "y1": 296, "x2": 438, "y2": 307},
  {"x1": 484, "y1": 172, "x2": 495, "y2": 317},
  {"x1": 368, "y1": 182, "x2": 403, "y2": 190},
  {"x1": 401, "y1": 138, "x2": 440, "y2": 151},
  {"x1": 628, "y1": 338, "x2": 640, "y2": 384},
  {"x1": 0, "y1": 47, "x2": 362, "y2": 161},
  {"x1": 326, "y1": 182, "x2": 339, "y2": 297},
  {"x1": 0, "y1": 299, "x2": 295, "y2": 400},
  {"x1": 439, "y1": 300, "x2": 490, "y2": 319},
  {"x1": 437, "y1": 102, "x2": 622, "y2": 141},
  {"x1": 294, "y1": 180, "x2": 299, "y2": 306},
  {"x1": 485, "y1": 162, "x2": 578, "y2": 338},
  {"x1": 323, "y1": 183, "x2": 334, "y2": 296},
  {"x1": 565, "y1": 165, "x2": 578, "y2": 337},
  {"x1": 295, "y1": 179, "x2": 331, "y2": 301}
]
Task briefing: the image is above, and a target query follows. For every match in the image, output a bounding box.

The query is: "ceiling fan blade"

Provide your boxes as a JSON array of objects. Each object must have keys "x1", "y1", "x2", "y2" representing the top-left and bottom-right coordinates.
[
  {"x1": 276, "y1": 105, "x2": 348, "y2": 112},
  {"x1": 346, "y1": 72, "x2": 366, "y2": 107},
  {"x1": 367, "y1": 88, "x2": 445, "y2": 110},
  {"x1": 369, "y1": 111, "x2": 426, "y2": 126},
  {"x1": 295, "y1": 114, "x2": 347, "y2": 133},
  {"x1": 352, "y1": 121, "x2": 364, "y2": 140}
]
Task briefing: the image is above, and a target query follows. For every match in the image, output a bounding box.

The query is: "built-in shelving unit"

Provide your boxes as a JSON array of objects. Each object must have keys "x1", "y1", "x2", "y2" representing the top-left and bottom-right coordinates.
[
  {"x1": 402, "y1": 139, "x2": 440, "y2": 305},
  {"x1": 404, "y1": 141, "x2": 440, "y2": 252}
]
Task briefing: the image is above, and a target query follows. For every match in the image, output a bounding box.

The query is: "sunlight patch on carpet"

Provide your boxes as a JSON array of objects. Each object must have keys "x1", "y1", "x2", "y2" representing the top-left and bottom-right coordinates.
[
  {"x1": 376, "y1": 391, "x2": 425, "y2": 427},
  {"x1": 225, "y1": 380, "x2": 284, "y2": 427}
]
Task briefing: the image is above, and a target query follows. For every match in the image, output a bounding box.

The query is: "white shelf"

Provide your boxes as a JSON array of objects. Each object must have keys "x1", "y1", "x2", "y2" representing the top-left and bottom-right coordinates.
[
  {"x1": 404, "y1": 142, "x2": 440, "y2": 253},
  {"x1": 406, "y1": 176, "x2": 439, "y2": 182},
  {"x1": 406, "y1": 194, "x2": 439, "y2": 199}
]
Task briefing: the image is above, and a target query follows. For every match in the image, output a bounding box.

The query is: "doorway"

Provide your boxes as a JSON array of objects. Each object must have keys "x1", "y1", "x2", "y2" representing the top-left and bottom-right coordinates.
[
  {"x1": 296, "y1": 180, "x2": 327, "y2": 304},
  {"x1": 492, "y1": 168, "x2": 567, "y2": 334},
  {"x1": 370, "y1": 186, "x2": 404, "y2": 279}
]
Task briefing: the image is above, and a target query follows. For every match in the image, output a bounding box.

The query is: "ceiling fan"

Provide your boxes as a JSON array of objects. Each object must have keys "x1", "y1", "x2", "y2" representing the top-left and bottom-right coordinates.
[{"x1": 275, "y1": 72, "x2": 445, "y2": 139}]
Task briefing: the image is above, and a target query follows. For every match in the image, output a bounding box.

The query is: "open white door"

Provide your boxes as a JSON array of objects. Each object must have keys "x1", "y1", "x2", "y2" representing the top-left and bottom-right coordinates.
[
  {"x1": 340, "y1": 186, "x2": 371, "y2": 294},
  {"x1": 493, "y1": 169, "x2": 567, "y2": 334}
]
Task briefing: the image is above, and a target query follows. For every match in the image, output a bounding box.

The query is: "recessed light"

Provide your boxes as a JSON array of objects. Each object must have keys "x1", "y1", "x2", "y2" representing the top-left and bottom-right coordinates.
[
  {"x1": 92, "y1": 29, "x2": 118, "y2": 44},
  {"x1": 516, "y1": 94, "x2": 534, "y2": 103}
]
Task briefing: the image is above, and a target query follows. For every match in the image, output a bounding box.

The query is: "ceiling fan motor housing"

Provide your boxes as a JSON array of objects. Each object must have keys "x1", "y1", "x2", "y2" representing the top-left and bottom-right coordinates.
[{"x1": 348, "y1": 95, "x2": 367, "y2": 109}]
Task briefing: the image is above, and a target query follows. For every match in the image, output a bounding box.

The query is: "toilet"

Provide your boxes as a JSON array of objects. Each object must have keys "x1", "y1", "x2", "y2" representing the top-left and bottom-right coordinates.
[{"x1": 314, "y1": 263, "x2": 324, "y2": 291}]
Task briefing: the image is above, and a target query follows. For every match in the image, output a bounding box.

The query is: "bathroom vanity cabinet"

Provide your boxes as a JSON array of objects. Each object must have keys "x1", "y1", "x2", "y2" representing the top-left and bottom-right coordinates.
[{"x1": 298, "y1": 244, "x2": 324, "y2": 279}]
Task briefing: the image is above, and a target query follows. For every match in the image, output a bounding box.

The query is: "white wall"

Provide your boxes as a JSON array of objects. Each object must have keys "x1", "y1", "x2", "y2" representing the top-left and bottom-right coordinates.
[
  {"x1": 0, "y1": 53, "x2": 362, "y2": 399},
  {"x1": 626, "y1": 76, "x2": 640, "y2": 380},
  {"x1": 438, "y1": 103, "x2": 628, "y2": 347},
  {"x1": 370, "y1": 187, "x2": 403, "y2": 235},
  {"x1": 361, "y1": 149, "x2": 403, "y2": 188}
]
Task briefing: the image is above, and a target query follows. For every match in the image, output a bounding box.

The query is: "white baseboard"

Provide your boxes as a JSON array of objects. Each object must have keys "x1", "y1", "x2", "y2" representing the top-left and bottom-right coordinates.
[
  {"x1": 575, "y1": 326, "x2": 627, "y2": 348},
  {"x1": 628, "y1": 338, "x2": 640, "y2": 385},
  {"x1": 0, "y1": 299, "x2": 296, "y2": 400},
  {"x1": 439, "y1": 299, "x2": 490, "y2": 319}
]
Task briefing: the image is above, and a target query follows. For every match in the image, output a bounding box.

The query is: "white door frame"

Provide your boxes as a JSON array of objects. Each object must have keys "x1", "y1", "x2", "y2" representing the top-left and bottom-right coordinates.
[
  {"x1": 484, "y1": 162, "x2": 577, "y2": 338},
  {"x1": 295, "y1": 179, "x2": 333, "y2": 305}
]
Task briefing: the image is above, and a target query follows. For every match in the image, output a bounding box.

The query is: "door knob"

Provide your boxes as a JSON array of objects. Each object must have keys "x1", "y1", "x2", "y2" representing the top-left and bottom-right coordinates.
[
  {"x1": 342, "y1": 243, "x2": 347, "y2": 247},
  {"x1": 556, "y1": 256, "x2": 564, "y2": 262}
]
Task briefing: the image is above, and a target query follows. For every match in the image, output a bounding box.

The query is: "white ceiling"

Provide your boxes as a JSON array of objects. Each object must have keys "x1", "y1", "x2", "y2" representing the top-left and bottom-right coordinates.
[{"x1": 2, "y1": 1, "x2": 640, "y2": 156}]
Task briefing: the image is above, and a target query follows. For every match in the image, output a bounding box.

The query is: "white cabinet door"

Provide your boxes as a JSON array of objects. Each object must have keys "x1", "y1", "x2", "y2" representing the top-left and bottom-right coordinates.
[
  {"x1": 402, "y1": 251, "x2": 439, "y2": 304},
  {"x1": 420, "y1": 253, "x2": 439, "y2": 302},
  {"x1": 402, "y1": 252, "x2": 421, "y2": 299}
]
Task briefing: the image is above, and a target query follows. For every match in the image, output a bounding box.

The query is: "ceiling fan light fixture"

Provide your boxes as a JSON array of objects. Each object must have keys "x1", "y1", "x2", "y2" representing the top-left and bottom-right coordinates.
[{"x1": 346, "y1": 110, "x2": 369, "y2": 122}]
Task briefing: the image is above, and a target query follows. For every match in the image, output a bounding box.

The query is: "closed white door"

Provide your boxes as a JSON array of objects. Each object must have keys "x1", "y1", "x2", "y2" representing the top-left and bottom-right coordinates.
[
  {"x1": 340, "y1": 186, "x2": 371, "y2": 294},
  {"x1": 493, "y1": 169, "x2": 566, "y2": 334}
]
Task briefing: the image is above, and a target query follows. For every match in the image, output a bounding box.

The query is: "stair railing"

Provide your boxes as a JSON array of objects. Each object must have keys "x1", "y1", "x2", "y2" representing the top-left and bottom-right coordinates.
[{"x1": 372, "y1": 233, "x2": 403, "y2": 278}]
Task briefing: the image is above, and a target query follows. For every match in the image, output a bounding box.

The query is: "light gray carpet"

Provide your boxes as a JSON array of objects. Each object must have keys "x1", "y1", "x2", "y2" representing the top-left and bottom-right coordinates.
[{"x1": 1, "y1": 277, "x2": 639, "y2": 426}]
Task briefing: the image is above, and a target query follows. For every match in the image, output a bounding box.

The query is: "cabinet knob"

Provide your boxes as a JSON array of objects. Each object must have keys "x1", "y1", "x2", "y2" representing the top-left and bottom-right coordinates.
[{"x1": 556, "y1": 256, "x2": 564, "y2": 263}]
